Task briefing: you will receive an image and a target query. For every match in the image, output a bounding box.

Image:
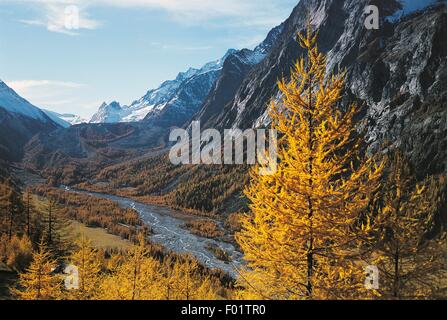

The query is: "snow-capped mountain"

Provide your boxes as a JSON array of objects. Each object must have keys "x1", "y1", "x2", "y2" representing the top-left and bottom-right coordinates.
[
  {"x1": 141, "y1": 49, "x2": 237, "y2": 127},
  {"x1": 90, "y1": 101, "x2": 124, "y2": 123},
  {"x1": 0, "y1": 80, "x2": 51, "y2": 122},
  {"x1": 89, "y1": 50, "x2": 237, "y2": 125},
  {"x1": 88, "y1": 23, "x2": 283, "y2": 127},
  {"x1": 58, "y1": 113, "x2": 86, "y2": 126},
  {"x1": 147, "y1": 23, "x2": 284, "y2": 128},
  {"x1": 43, "y1": 109, "x2": 87, "y2": 128}
]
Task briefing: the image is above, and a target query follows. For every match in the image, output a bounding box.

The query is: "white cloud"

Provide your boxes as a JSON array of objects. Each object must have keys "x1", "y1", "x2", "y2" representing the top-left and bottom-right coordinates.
[
  {"x1": 7, "y1": 80, "x2": 85, "y2": 91},
  {"x1": 15, "y1": 1, "x2": 101, "y2": 35},
  {"x1": 5, "y1": 79, "x2": 88, "y2": 115},
  {"x1": 12, "y1": 0, "x2": 295, "y2": 34}
]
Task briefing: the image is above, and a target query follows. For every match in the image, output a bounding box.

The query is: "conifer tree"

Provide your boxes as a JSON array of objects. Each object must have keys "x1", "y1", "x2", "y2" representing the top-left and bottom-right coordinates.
[
  {"x1": 97, "y1": 234, "x2": 163, "y2": 300},
  {"x1": 163, "y1": 257, "x2": 218, "y2": 300},
  {"x1": 0, "y1": 180, "x2": 24, "y2": 240},
  {"x1": 0, "y1": 234, "x2": 33, "y2": 272},
  {"x1": 44, "y1": 198, "x2": 57, "y2": 246},
  {"x1": 372, "y1": 151, "x2": 447, "y2": 299},
  {"x1": 236, "y1": 24, "x2": 383, "y2": 299},
  {"x1": 66, "y1": 236, "x2": 102, "y2": 300},
  {"x1": 41, "y1": 197, "x2": 70, "y2": 256},
  {"x1": 12, "y1": 241, "x2": 62, "y2": 300},
  {"x1": 97, "y1": 247, "x2": 219, "y2": 300},
  {"x1": 24, "y1": 190, "x2": 33, "y2": 238}
]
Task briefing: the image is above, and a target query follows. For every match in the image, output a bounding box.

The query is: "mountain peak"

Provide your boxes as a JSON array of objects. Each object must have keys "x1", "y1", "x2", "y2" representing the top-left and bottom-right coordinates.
[
  {"x1": 109, "y1": 101, "x2": 122, "y2": 109},
  {"x1": 90, "y1": 101, "x2": 124, "y2": 123}
]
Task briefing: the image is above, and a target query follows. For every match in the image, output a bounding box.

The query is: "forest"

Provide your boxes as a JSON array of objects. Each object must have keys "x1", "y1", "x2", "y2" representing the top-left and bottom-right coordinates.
[{"x1": 0, "y1": 174, "x2": 233, "y2": 300}]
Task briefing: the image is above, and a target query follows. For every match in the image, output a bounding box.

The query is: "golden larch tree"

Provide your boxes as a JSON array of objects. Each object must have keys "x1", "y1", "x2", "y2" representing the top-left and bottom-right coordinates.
[
  {"x1": 66, "y1": 236, "x2": 102, "y2": 300},
  {"x1": 97, "y1": 234, "x2": 163, "y2": 300},
  {"x1": 236, "y1": 24, "x2": 383, "y2": 300},
  {"x1": 12, "y1": 241, "x2": 62, "y2": 300},
  {"x1": 372, "y1": 151, "x2": 447, "y2": 299},
  {"x1": 164, "y1": 257, "x2": 218, "y2": 300}
]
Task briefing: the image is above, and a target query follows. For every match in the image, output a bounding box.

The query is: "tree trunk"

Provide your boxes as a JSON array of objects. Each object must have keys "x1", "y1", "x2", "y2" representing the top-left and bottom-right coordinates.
[
  {"x1": 306, "y1": 75, "x2": 315, "y2": 298},
  {"x1": 26, "y1": 193, "x2": 31, "y2": 237},
  {"x1": 8, "y1": 206, "x2": 13, "y2": 240}
]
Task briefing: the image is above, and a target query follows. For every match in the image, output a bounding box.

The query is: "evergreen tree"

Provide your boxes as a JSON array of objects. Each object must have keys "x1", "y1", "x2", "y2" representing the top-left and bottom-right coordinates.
[
  {"x1": 161, "y1": 257, "x2": 218, "y2": 300},
  {"x1": 41, "y1": 197, "x2": 70, "y2": 256},
  {"x1": 0, "y1": 234, "x2": 33, "y2": 272},
  {"x1": 0, "y1": 180, "x2": 24, "y2": 240},
  {"x1": 24, "y1": 189, "x2": 34, "y2": 238}
]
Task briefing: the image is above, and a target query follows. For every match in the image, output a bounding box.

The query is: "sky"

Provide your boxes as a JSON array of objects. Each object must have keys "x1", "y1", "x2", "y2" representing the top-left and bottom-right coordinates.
[{"x1": 0, "y1": 0, "x2": 298, "y2": 119}]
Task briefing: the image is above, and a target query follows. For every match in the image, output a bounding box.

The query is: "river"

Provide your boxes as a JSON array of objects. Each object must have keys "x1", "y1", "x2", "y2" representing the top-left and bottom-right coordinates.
[{"x1": 63, "y1": 187, "x2": 244, "y2": 278}]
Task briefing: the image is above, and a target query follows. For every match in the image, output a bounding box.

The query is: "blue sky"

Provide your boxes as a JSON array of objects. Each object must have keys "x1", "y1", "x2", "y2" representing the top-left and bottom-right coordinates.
[{"x1": 0, "y1": 0, "x2": 298, "y2": 118}]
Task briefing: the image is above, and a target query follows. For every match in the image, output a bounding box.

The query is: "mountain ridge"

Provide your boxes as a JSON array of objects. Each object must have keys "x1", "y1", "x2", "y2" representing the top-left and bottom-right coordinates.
[
  {"x1": 0, "y1": 80, "x2": 61, "y2": 161},
  {"x1": 88, "y1": 22, "x2": 284, "y2": 126}
]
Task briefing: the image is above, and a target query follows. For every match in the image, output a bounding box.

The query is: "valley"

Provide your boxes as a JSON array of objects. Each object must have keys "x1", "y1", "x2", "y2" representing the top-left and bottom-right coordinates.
[
  {"x1": 14, "y1": 166, "x2": 243, "y2": 277},
  {"x1": 1, "y1": 0, "x2": 447, "y2": 301},
  {"x1": 62, "y1": 187, "x2": 243, "y2": 277}
]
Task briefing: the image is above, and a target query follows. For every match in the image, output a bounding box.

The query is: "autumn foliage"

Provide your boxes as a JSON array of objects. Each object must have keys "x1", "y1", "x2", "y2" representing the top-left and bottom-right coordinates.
[{"x1": 237, "y1": 25, "x2": 385, "y2": 299}]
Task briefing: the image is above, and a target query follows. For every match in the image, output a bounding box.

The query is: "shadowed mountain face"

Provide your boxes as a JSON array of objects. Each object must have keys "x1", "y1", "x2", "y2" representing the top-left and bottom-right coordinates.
[
  {"x1": 0, "y1": 80, "x2": 61, "y2": 161},
  {"x1": 0, "y1": 108, "x2": 60, "y2": 162},
  {"x1": 23, "y1": 122, "x2": 169, "y2": 171},
  {"x1": 192, "y1": 0, "x2": 447, "y2": 177}
]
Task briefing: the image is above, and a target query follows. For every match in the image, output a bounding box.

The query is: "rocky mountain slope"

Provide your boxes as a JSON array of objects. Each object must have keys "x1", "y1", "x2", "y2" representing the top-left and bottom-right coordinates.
[
  {"x1": 191, "y1": 24, "x2": 284, "y2": 129},
  {"x1": 141, "y1": 52, "x2": 233, "y2": 128},
  {"x1": 23, "y1": 122, "x2": 169, "y2": 174},
  {"x1": 193, "y1": 0, "x2": 447, "y2": 178},
  {"x1": 0, "y1": 80, "x2": 60, "y2": 161},
  {"x1": 143, "y1": 25, "x2": 284, "y2": 129}
]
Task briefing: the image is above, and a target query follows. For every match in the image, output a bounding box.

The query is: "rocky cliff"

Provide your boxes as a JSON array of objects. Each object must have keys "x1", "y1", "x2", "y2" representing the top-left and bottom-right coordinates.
[{"x1": 193, "y1": 0, "x2": 447, "y2": 177}]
